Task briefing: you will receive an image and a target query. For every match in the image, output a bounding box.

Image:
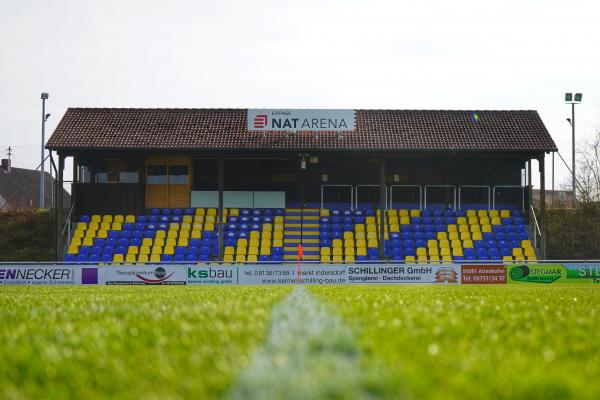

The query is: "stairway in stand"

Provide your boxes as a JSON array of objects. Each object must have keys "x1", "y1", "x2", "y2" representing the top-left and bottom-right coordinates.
[{"x1": 283, "y1": 208, "x2": 320, "y2": 261}]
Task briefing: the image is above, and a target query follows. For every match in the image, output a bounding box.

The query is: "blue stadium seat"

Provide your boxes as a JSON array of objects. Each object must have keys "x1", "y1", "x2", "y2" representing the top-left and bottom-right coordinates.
[
  {"x1": 161, "y1": 254, "x2": 173, "y2": 262},
  {"x1": 64, "y1": 254, "x2": 77, "y2": 262},
  {"x1": 80, "y1": 215, "x2": 91, "y2": 223}
]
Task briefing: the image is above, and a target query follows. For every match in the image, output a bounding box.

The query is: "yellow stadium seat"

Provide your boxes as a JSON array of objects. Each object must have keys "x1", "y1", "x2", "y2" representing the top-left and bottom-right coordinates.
[
  {"x1": 400, "y1": 216, "x2": 411, "y2": 225},
  {"x1": 189, "y1": 230, "x2": 201, "y2": 239},
  {"x1": 343, "y1": 231, "x2": 354, "y2": 240},
  {"x1": 141, "y1": 238, "x2": 152, "y2": 247},
  {"x1": 139, "y1": 246, "x2": 150, "y2": 255},
  {"x1": 512, "y1": 248, "x2": 523, "y2": 257},
  {"x1": 137, "y1": 254, "x2": 148, "y2": 263},
  {"x1": 477, "y1": 210, "x2": 488, "y2": 218},
  {"x1": 262, "y1": 224, "x2": 273, "y2": 232},
  {"x1": 489, "y1": 210, "x2": 499, "y2": 218},
  {"x1": 179, "y1": 230, "x2": 190, "y2": 239},
  {"x1": 274, "y1": 224, "x2": 284, "y2": 232},
  {"x1": 389, "y1": 224, "x2": 399, "y2": 233},
  {"x1": 249, "y1": 239, "x2": 260, "y2": 248},
  {"x1": 460, "y1": 232, "x2": 471, "y2": 241},
  {"x1": 260, "y1": 247, "x2": 271, "y2": 256},
  {"x1": 479, "y1": 217, "x2": 490, "y2": 226},
  {"x1": 246, "y1": 254, "x2": 257, "y2": 263},
  {"x1": 274, "y1": 216, "x2": 284, "y2": 223},
  {"x1": 195, "y1": 208, "x2": 205, "y2": 216},
  {"x1": 366, "y1": 216, "x2": 376, "y2": 225},
  {"x1": 224, "y1": 254, "x2": 234, "y2": 263},
  {"x1": 427, "y1": 239, "x2": 437, "y2": 248},
  {"x1": 437, "y1": 232, "x2": 447, "y2": 240},
  {"x1": 83, "y1": 237, "x2": 94, "y2": 246},
  {"x1": 67, "y1": 245, "x2": 79, "y2": 254},
  {"x1": 182, "y1": 216, "x2": 193, "y2": 223},
  {"x1": 154, "y1": 237, "x2": 165, "y2": 247},
  {"x1": 320, "y1": 255, "x2": 331, "y2": 263},
  {"x1": 466, "y1": 210, "x2": 476, "y2": 218},
  {"x1": 355, "y1": 232, "x2": 365, "y2": 240},
  {"x1": 456, "y1": 217, "x2": 467, "y2": 225},
  {"x1": 467, "y1": 217, "x2": 478, "y2": 225},
  {"x1": 73, "y1": 230, "x2": 84, "y2": 239},
  {"x1": 225, "y1": 246, "x2": 235, "y2": 255},
  {"x1": 167, "y1": 230, "x2": 178, "y2": 239},
  {"x1": 273, "y1": 239, "x2": 283, "y2": 247},
  {"x1": 333, "y1": 247, "x2": 343, "y2": 256},
  {"x1": 500, "y1": 210, "x2": 511, "y2": 218},
  {"x1": 481, "y1": 225, "x2": 492, "y2": 233},
  {"x1": 113, "y1": 254, "x2": 124, "y2": 263},
  {"x1": 403, "y1": 255, "x2": 415, "y2": 263},
  {"x1": 345, "y1": 247, "x2": 355, "y2": 256},
  {"x1": 522, "y1": 240, "x2": 532, "y2": 248},
  {"x1": 150, "y1": 254, "x2": 161, "y2": 263},
  {"x1": 273, "y1": 231, "x2": 284, "y2": 240},
  {"x1": 442, "y1": 255, "x2": 452, "y2": 264},
  {"x1": 451, "y1": 239, "x2": 462, "y2": 248},
  {"x1": 366, "y1": 224, "x2": 376, "y2": 233},
  {"x1": 113, "y1": 215, "x2": 124, "y2": 223},
  {"x1": 235, "y1": 254, "x2": 246, "y2": 263},
  {"x1": 344, "y1": 239, "x2": 354, "y2": 248},
  {"x1": 458, "y1": 224, "x2": 469, "y2": 233},
  {"x1": 447, "y1": 224, "x2": 457, "y2": 233},
  {"x1": 125, "y1": 215, "x2": 135, "y2": 223},
  {"x1": 525, "y1": 247, "x2": 536, "y2": 257},
  {"x1": 416, "y1": 247, "x2": 427, "y2": 256},
  {"x1": 503, "y1": 255, "x2": 513, "y2": 263},
  {"x1": 155, "y1": 230, "x2": 166, "y2": 239},
  {"x1": 492, "y1": 216, "x2": 501, "y2": 225},
  {"x1": 248, "y1": 247, "x2": 258, "y2": 256},
  {"x1": 527, "y1": 255, "x2": 537, "y2": 261},
  {"x1": 452, "y1": 248, "x2": 463, "y2": 257},
  {"x1": 261, "y1": 239, "x2": 272, "y2": 248},
  {"x1": 320, "y1": 209, "x2": 330, "y2": 216},
  {"x1": 470, "y1": 225, "x2": 481, "y2": 233},
  {"x1": 229, "y1": 208, "x2": 239, "y2": 217},
  {"x1": 440, "y1": 247, "x2": 451, "y2": 256},
  {"x1": 249, "y1": 231, "x2": 260, "y2": 240},
  {"x1": 428, "y1": 247, "x2": 439, "y2": 256},
  {"x1": 472, "y1": 232, "x2": 483, "y2": 241},
  {"x1": 388, "y1": 209, "x2": 398, "y2": 217},
  {"x1": 70, "y1": 237, "x2": 81, "y2": 247},
  {"x1": 236, "y1": 246, "x2": 247, "y2": 256},
  {"x1": 448, "y1": 232, "x2": 459, "y2": 241},
  {"x1": 151, "y1": 246, "x2": 162, "y2": 255},
  {"x1": 125, "y1": 254, "x2": 137, "y2": 263},
  {"x1": 357, "y1": 247, "x2": 367, "y2": 256},
  {"x1": 163, "y1": 246, "x2": 175, "y2": 255},
  {"x1": 193, "y1": 217, "x2": 204, "y2": 225},
  {"x1": 356, "y1": 239, "x2": 366, "y2": 248},
  {"x1": 417, "y1": 255, "x2": 428, "y2": 264},
  {"x1": 463, "y1": 240, "x2": 473, "y2": 248},
  {"x1": 398, "y1": 209, "x2": 409, "y2": 217},
  {"x1": 367, "y1": 239, "x2": 378, "y2": 248},
  {"x1": 236, "y1": 238, "x2": 247, "y2": 248},
  {"x1": 389, "y1": 215, "x2": 399, "y2": 224},
  {"x1": 178, "y1": 238, "x2": 189, "y2": 247},
  {"x1": 102, "y1": 215, "x2": 113, "y2": 223},
  {"x1": 439, "y1": 239, "x2": 449, "y2": 248},
  {"x1": 332, "y1": 255, "x2": 343, "y2": 263},
  {"x1": 320, "y1": 247, "x2": 331, "y2": 256},
  {"x1": 85, "y1": 230, "x2": 96, "y2": 239},
  {"x1": 99, "y1": 222, "x2": 110, "y2": 231},
  {"x1": 90, "y1": 215, "x2": 101, "y2": 223},
  {"x1": 429, "y1": 255, "x2": 440, "y2": 264},
  {"x1": 180, "y1": 222, "x2": 191, "y2": 231},
  {"x1": 76, "y1": 222, "x2": 87, "y2": 231},
  {"x1": 204, "y1": 223, "x2": 215, "y2": 231},
  {"x1": 207, "y1": 208, "x2": 217, "y2": 216},
  {"x1": 344, "y1": 255, "x2": 355, "y2": 263},
  {"x1": 366, "y1": 232, "x2": 377, "y2": 240},
  {"x1": 262, "y1": 231, "x2": 272, "y2": 240},
  {"x1": 410, "y1": 209, "x2": 420, "y2": 217},
  {"x1": 127, "y1": 246, "x2": 138, "y2": 255},
  {"x1": 332, "y1": 239, "x2": 342, "y2": 248}
]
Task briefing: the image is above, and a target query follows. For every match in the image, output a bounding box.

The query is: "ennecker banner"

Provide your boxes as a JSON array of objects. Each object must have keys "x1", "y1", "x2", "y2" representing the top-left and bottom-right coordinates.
[{"x1": 247, "y1": 109, "x2": 355, "y2": 132}]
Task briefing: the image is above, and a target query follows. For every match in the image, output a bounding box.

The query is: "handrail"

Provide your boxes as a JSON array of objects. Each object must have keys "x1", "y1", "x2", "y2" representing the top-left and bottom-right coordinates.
[
  {"x1": 529, "y1": 203, "x2": 541, "y2": 250},
  {"x1": 61, "y1": 200, "x2": 77, "y2": 237}
]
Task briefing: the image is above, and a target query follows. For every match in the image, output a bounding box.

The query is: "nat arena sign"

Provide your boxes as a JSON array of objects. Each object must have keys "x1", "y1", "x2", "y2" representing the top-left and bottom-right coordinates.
[{"x1": 247, "y1": 109, "x2": 355, "y2": 132}]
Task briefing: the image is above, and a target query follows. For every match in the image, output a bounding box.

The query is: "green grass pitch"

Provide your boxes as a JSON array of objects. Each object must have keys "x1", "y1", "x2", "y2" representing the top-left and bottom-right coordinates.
[{"x1": 1, "y1": 285, "x2": 600, "y2": 399}]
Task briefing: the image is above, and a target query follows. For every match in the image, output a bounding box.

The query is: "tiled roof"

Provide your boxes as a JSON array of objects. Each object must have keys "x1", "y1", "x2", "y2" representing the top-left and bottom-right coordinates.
[
  {"x1": 0, "y1": 166, "x2": 70, "y2": 210},
  {"x1": 46, "y1": 108, "x2": 557, "y2": 153}
]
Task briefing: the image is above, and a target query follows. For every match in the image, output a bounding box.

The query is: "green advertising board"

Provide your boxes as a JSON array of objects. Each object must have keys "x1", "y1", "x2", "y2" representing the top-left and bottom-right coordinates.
[{"x1": 507, "y1": 264, "x2": 600, "y2": 284}]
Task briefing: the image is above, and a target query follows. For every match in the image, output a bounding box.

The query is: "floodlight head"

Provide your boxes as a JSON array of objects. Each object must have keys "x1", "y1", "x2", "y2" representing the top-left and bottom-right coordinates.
[
  {"x1": 574, "y1": 93, "x2": 582, "y2": 102},
  {"x1": 566, "y1": 118, "x2": 572, "y2": 126},
  {"x1": 565, "y1": 93, "x2": 573, "y2": 102},
  {"x1": 45, "y1": 113, "x2": 51, "y2": 120},
  {"x1": 41, "y1": 92, "x2": 49, "y2": 100}
]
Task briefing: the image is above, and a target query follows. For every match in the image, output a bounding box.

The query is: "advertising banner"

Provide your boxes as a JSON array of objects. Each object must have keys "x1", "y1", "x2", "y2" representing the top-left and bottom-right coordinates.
[
  {"x1": 461, "y1": 265, "x2": 507, "y2": 284},
  {"x1": 0, "y1": 265, "x2": 98, "y2": 285},
  {"x1": 102, "y1": 266, "x2": 186, "y2": 285},
  {"x1": 346, "y1": 264, "x2": 461, "y2": 284},
  {"x1": 239, "y1": 264, "x2": 347, "y2": 285},
  {"x1": 247, "y1": 109, "x2": 355, "y2": 132},
  {"x1": 507, "y1": 264, "x2": 600, "y2": 284},
  {"x1": 187, "y1": 264, "x2": 237, "y2": 285}
]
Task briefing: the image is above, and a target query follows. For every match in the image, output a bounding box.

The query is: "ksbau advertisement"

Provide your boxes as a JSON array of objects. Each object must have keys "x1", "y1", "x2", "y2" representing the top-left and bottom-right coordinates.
[
  {"x1": 507, "y1": 264, "x2": 600, "y2": 284},
  {"x1": 0, "y1": 265, "x2": 98, "y2": 285}
]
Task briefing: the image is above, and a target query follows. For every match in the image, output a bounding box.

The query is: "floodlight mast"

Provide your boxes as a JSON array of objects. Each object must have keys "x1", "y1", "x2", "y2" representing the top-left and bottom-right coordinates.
[
  {"x1": 40, "y1": 92, "x2": 49, "y2": 208},
  {"x1": 565, "y1": 92, "x2": 582, "y2": 208}
]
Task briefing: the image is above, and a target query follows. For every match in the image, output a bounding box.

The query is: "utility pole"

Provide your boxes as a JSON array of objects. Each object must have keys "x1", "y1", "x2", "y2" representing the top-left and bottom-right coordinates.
[{"x1": 40, "y1": 92, "x2": 49, "y2": 208}]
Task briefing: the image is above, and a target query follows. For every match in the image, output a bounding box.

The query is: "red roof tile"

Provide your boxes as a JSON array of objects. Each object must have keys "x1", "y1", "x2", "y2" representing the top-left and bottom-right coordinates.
[{"x1": 46, "y1": 108, "x2": 556, "y2": 153}]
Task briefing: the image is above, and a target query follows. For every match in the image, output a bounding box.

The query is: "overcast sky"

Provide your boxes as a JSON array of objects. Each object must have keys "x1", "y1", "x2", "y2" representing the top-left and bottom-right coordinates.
[{"x1": 1, "y1": 0, "x2": 599, "y2": 190}]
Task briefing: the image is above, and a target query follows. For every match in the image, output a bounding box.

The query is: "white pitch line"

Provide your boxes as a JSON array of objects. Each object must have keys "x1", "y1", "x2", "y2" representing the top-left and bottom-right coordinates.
[{"x1": 227, "y1": 286, "x2": 372, "y2": 400}]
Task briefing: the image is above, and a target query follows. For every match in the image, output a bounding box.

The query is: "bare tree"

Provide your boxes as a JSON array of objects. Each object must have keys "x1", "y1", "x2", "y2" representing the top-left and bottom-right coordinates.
[{"x1": 576, "y1": 129, "x2": 600, "y2": 203}]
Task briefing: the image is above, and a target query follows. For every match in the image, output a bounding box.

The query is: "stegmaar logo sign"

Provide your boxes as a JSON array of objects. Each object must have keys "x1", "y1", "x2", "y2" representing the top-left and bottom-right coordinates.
[
  {"x1": 103, "y1": 266, "x2": 186, "y2": 285},
  {"x1": 247, "y1": 109, "x2": 355, "y2": 132}
]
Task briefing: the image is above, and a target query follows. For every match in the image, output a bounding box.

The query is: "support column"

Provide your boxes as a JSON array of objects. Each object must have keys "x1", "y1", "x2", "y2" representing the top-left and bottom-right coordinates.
[
  {"x1": 379, "y1": 159, "x2": 386, "y2": 260},
  {"x1": 55, "y1": 155, "x2": 64, "y2": 261},
  {"x1": 539, "y1": 155, "x2": 546, "y2": 259},
  {"x1": 218, "y1": 159, "x2": 224, "y2": 261}
]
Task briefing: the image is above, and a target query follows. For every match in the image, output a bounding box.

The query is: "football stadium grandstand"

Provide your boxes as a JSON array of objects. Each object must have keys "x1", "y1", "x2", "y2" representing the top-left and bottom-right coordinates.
[{"x1": 46, "y1": 108, "x2": 556, "y2": 263}]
